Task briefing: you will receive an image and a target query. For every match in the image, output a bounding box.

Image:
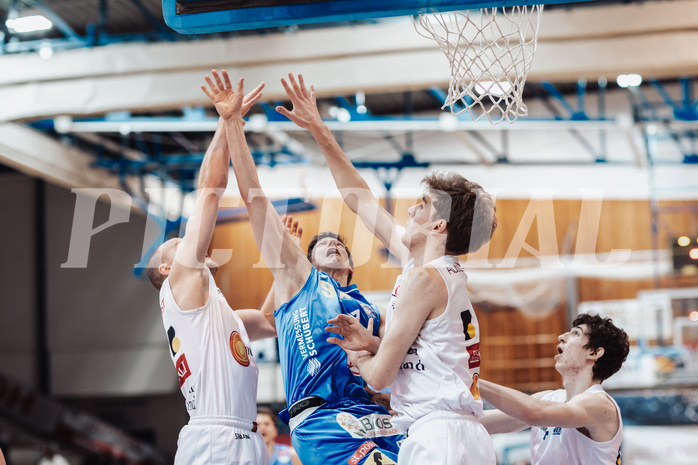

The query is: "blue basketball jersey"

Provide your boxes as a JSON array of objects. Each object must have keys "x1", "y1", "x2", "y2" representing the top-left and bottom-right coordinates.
[{"x1": 274, "y1": 267, "x2": 380, "y2": 410}]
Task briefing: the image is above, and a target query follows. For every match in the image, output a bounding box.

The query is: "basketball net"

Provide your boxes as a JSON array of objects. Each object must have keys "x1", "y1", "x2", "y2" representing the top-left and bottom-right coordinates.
[{"x1": 415, "y1": 5, "x2": 544, "y2": 124}]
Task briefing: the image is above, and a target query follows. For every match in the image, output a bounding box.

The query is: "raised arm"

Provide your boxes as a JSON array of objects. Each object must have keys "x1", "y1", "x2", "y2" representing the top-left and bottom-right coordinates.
[
  {"x1": 168, "y1": 83, "x2": 265, "y2": 310},
  {"x1": 202, "y1": 70, "x2": 312, "y2": 305},
  {"x1": 276, "y1": 73, "x2": 410, "y2": 265}
]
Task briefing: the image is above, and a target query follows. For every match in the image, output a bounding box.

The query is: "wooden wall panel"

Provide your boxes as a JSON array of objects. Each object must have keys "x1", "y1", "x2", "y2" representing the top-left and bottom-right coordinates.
[{"x1": 211, "y1": 195, "x2": 697, "y2": 390}]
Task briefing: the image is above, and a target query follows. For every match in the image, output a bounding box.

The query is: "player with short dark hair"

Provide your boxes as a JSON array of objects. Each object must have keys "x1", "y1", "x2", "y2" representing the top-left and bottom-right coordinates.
[{"x1": 479, "y1": 313, "x2": 630, "y2": 465}]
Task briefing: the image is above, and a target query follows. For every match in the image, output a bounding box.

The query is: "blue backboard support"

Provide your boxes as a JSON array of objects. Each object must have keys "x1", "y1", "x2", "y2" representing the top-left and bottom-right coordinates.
[{"x1": 163, "y1": 0, "x2": 594, "y2": 35}]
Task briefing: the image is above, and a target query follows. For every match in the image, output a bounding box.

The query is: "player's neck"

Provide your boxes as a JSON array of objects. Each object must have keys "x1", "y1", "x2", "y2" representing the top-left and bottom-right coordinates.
[
  {"x1": 323, "y1": 268, "x2": 350, "y2": 287},
  {"x1": 411, "y1": 240, "x2": 449, "y2": 267},
  {"x1": 562, "y1": 367, "x2": 598, "y2": 400}
]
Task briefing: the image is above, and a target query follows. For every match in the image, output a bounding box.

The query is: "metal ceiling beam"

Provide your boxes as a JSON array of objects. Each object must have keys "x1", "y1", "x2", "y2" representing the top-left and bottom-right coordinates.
[
  {"x1": 2, "y1": 1, "x2": 698, "y2": 122},
  {"x1": 41, "y1": 115, "x2": 623, "y2": 133}
]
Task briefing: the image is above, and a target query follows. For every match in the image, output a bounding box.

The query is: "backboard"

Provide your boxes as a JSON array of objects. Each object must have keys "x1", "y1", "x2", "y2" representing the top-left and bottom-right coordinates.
[{"x1": 163, "y1": 0, "x2": 594, "y2": 34}]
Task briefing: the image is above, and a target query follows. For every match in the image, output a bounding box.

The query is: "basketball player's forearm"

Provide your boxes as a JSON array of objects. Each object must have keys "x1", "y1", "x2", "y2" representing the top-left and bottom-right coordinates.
[
  {"x1": 309, "y1": 123, "x2": 373, "y2": 206},
  {"x1": 198, "y1": 117, "x2": 228, "y2": 191},
  {"x1": 479, "y1": 379, "x2": 538, "y2": 425},
  {"x1": 355, "y1": 353, "x2": 397, "y2": 391},
  {"x1": 224, "y1": 117, "x2": 263, "y2": 201}
]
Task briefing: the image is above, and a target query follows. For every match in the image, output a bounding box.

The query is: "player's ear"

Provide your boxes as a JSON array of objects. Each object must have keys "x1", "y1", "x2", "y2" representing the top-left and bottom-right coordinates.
[
  {"x1": 588, "y1": 347, "x2": 604, "y2": 361},
  {"x1": 432, "y1": 218, "x2": 447, "y2": 233},
  {"x1": 159, "y1": 263, "x2": 170, "y2": 276}
]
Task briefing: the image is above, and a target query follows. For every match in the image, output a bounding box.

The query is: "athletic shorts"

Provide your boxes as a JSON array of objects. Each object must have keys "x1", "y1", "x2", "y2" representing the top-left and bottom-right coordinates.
[
  {"x1": 290, "y1": 399, "x2": 404, "y2": 465},
  {"x1": 175, "y1": 417, "x2": 268, "y2": 465},
  {"x1": 398, "y1": 411, "x2": 496, "y2": 465}
]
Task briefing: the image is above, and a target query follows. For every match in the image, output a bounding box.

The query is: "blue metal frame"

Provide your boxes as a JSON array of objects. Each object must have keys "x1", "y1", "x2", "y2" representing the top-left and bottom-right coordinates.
[
  {"x1": 163, "y1": 0, "x2": 595, "y2": 34},
  {"x1": 630, "y1": 78, "x2": 698, "y2": 164}
]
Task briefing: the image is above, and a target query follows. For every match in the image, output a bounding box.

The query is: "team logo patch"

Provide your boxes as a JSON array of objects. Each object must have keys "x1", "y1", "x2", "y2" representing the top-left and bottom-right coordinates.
[
  {"x1": 364, "y1": 450, "x2": 396, "y2": 465},
  {"x1": 470, "y1": 373, "x2": 481, "y2": 401},
  {"x1": 347, "y1": 441, "x2": 377, "y2": 465},
  {"x1": 336, "y1": 412, "x2": 402, "y2": 439},
  {"x1": 307, "y1": 357, "x2": 322, "y2": 376},
  {"x1": 229, "y1": 331, "x2": 250, "y2": 367},
  {"x1": 460, "y1": 310, "x2": 476, "y2": 340},
  {"x1": 167, "y1": 326, "x2": 179, "y2": 356},
  {"x1": 175, "y1": 354, "x2": 191, "y2": 387},
  {"x1": 467, "y1": 343, "x2": 480, "y2": 369}
]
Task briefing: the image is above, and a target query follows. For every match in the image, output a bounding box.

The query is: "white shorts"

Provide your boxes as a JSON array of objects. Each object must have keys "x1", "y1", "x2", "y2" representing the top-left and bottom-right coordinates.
[
  {"x1": 398, "y1": 411, "x2": 496, "y2": 465},
  {"x1": 175, "y1": 417, "x2": 268, "y2": 465}
]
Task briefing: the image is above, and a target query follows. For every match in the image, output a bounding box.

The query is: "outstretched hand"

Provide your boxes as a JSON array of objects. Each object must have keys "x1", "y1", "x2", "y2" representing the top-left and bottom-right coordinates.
[
  {"x1": 326, "y1": 313, "x2": 378, "y2": 353},
  {"x1": 276, "y1": 73, "x2": 323, "y2": 131},
  {"x1": 281, "y1": 215, "x2": 303, "y2": 246},
  {"x1": 201, "y1": 69, "x2": 265, "y2": 120}
]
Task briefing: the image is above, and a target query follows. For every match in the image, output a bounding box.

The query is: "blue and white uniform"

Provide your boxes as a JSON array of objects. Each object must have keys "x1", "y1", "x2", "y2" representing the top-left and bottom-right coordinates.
[{"x1": 275, "y1": 267, "x2": 404, "y2": 465}]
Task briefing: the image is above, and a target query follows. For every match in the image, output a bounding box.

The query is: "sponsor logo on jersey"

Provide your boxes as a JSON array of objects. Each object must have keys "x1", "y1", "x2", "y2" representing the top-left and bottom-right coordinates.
[
  {"x1": 348, "y1": 441, "x2": 377, "y2": 465},
  {"x1": 160, "y1": 298, "x2": 165, "y2": 314},
  {"x1": 336, "y1": 412, "x2": 401, "y2": 439},
  {"x1": 235, "y1": 432, "x2": 251, "y2": 440},
  {"x1": 364, "y1": 450, "x2": 396, "y2": 465},
  {"x1": 400, "y1": 346, "x2": 426, "y2": 372},
  {"x1": 307, "y1": 357, "x2": 322, "y2": 376},
  {"x1": 229, "y1": 331, "x2": 250, "y2": 367},
  {"x1": 186, "y1": 389, "x2": 196, "y2": 412},
  {"x1": 470, "y1": 373, "x2": 481, "y2": 401},
  {"x1": 446, "y1": 261, "x2": 464, "y2": 275},
  {"x1": 167, "y1": 326, "x2": 180, "y2": 357},
  {"x1": 175, "y1": 354, "x2": 191, "y2": 387},
  {"x1": 467, "y1": 343, "x2": 480, "y2": 369},
  {"x1": 292, "y1": 307, "x2": 317, "y2": 360},
  {"x1": 460, "y1": 310, "x2": 476, "y2": 340}
]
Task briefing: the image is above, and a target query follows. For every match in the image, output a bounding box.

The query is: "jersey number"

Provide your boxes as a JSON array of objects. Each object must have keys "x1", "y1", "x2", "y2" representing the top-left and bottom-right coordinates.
[{"x1": 320, "y1": 280, "x2": 337, "y2": 299}]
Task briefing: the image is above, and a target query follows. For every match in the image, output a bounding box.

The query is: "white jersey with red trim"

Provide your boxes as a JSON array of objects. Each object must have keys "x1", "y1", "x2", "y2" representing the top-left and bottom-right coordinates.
[
  {"x1": 387, "y1": 255, "x2": 483, "y2": 433},
  {"x1": 530, "y1": 385, "x2": 623, "y2": 465},
  {"x1": 160, "y1": 269, "x2": 259, "y2": 422}
]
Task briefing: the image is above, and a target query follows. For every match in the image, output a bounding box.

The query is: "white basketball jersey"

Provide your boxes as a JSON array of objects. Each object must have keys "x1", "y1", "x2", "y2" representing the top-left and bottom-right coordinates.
[
  {"x1": 387, "y1": 256, "x2": 483, "y2": 432},
  {"x1": 160, "y1": 269, "x2": 259, "y2": 422},
  {"x1": 530, "y1": 385, "x2": 623, "y2": 465}
]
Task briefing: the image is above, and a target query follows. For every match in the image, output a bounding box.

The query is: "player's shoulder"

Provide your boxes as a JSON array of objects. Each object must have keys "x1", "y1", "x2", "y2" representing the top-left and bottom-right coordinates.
[{"x1": 405, "y1": 263, "x2": 443, "y2": 285}]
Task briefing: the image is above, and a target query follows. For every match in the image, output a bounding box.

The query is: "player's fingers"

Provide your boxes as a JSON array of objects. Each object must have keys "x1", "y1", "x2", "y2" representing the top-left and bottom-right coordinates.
[
  {"x1": 288, "y1": 73, "x2": 302, "y2": 98},
  {"x1": 222, "y1": 69, "x2": 233, "y2": 90},
  {"x1": 326, "y1": 336, "x2": 344, "y2": 346},
  {"x1": 280, "y1": 78, "x2": 294, "y2": 98},
  {"x1": 297, "y1": 226, "x2": 303, "y2": 238},
  {"x1": 310, "y1": 85, "x2": 316, "y2": 103},
  {"x1": 334, "y1": 314, "x2": 355, "y2": 324},
  {"x1": 249, "y1": 81, "x2": 265, "y2": 96},
  {"x1": 212, "y1": 70, "x2": 224, "y2": 90},
  {"x1": 201, "y1": 85, "x2": 214, "y2": 100},
  {"x1": 325, "y1": 326, "x2": 344, "y2": 335},
  {"x1": 235, "y1": 77, "x2": 244, "y2": 96},
  {"x1": 367, "y1": 317, "x2": 375, "y2": 333},
  {"x1": 298, "y1": 74, "x2": 309, "y2": 99},
  {"x1": 204, "y1": 75, "x2": 218, "y2": 94},
  {"x1": 275, "y1": 106, "x2": 292, "y2": 119}
]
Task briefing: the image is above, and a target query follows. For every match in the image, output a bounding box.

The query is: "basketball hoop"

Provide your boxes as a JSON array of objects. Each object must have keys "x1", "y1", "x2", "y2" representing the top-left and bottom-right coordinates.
[{"x1": 415, "y1": 5, "x2": 544, "y2": 124}]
